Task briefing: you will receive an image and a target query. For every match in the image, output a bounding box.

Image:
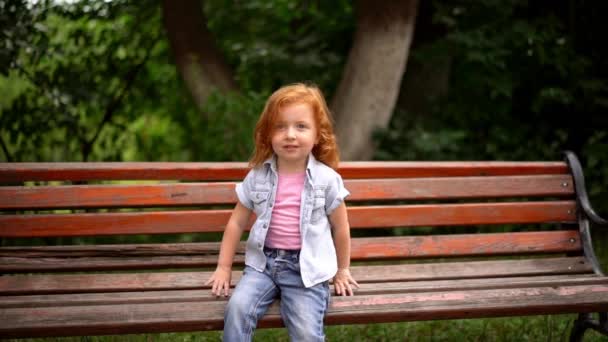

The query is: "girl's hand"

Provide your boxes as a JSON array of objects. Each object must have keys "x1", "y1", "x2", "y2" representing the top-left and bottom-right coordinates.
[
  {"x1": 333, "y1": 268, "x2": 359, "y2": 296},
  {"x1": 205, "y1": 265, "x2": 232, "y2": 297}
]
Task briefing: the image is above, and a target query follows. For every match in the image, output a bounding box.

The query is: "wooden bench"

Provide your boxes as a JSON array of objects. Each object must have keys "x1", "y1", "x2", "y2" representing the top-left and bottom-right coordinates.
[{"x1": 0, "y1": 151, "x2": 606, "y2": 341}]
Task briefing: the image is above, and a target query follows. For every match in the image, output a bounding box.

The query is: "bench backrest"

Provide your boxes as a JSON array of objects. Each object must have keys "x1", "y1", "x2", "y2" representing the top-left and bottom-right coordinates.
[{"x1": 0, "y1": 159, "x2": 587, "y2": 275}]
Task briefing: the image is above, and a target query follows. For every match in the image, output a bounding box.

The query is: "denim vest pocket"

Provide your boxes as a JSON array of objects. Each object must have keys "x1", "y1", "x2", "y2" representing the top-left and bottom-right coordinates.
[
  {"x1": 311, "y1": 195, "x2": 326, "y2": 223},
  {"x1": 251, "y1": 191, "x2": 269, "y2": 215}
]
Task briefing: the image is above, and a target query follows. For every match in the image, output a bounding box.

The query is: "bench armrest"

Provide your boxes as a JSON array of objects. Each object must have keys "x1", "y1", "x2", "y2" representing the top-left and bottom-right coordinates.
[
  {"x1": 585, "y1": 204, "x2": 608, "y2": 228},
  {"x1": 564, "y1": 151, "x2": 608, "y2": 228}
]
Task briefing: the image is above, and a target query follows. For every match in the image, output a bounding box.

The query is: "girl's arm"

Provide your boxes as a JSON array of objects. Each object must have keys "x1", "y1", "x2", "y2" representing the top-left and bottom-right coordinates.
[
  {"x1": 330, "y1": 201, "x2": 359, "y2": 296},
  {"x1": 205, "y1": 202, "x2": 252, "y2": 297}
]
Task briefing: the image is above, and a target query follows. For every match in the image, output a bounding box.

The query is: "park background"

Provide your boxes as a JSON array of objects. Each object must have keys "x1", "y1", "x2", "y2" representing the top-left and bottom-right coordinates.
[{"x1": 1, "y1": 0, "x2": 607, "y2": 341}]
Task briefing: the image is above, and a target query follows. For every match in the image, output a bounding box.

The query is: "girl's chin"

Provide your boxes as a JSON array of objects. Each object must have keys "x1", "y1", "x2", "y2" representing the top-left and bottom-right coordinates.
[{"x1": 277, "y1": 154, "x2": 308, "y2": 163}]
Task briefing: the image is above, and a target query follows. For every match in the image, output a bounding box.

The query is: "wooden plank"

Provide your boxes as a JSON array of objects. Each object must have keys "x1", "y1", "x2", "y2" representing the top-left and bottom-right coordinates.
[
  {"x1": 349, "y1": 257, "x2": 592, "y2": 283},
  {"x1": 0, "y1": 257, "x2": 592, "y2": 295},
  {"x1": 0, "y1": 161, "x2": 569, "y2": 182},
  {"x1": 339, "y1": 161, "x2": 570, "y2": 179},
  {"x1": 0, "y1": 255, "x2": 244, "y2": 273},
  {"x1": 2, "y1": 275, "x2": 604, "y2": 309},
  {"x1": 346, "y1": 175, "x2": 574, "y2": 201},
  {"x1": 324, "y1": 283, "x2": 608, "y2": 326},
  {"x1": 1, "y1": 283, "x2": 607, "y2": 338},
  {"x1": 0, "y1": 242, "x2": 230, "y2": 258},
  {"x1": 0, "y1": 210, "x2": 235, "y2": 237},
  {"x1": 349, "y1": 230, "x2": 582, "y2": 260},
  {"x1": 351, "y1": 275, "x2": 606, "y2": 296},
  {"x1": 0, "y1": 231, "x2": 578, "y2": 259},
  {"x1": 0, "y1": 271, "x2": 215, "y2": 295},
  {"x1": 0, "y1": 231, "x2": 582, "y2": 272},
  {"x1": 0, "y1": 162, "x2": 249, "y2": 182},
  {"x1": 348, "y1": 201, "x2": 576, "y2": 229},
  {"x1": 0, "y1": 201, "x2": 576, "y2": 237},
  {"x1": 0, "y1": 182, "x2": 240, "y2": 209},
  {"x1": 0, "y1": 175, "x2": 575, "y2": 210}
]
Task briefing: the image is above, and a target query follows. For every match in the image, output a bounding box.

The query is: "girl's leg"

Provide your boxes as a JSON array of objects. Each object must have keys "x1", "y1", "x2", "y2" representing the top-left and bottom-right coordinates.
[
  {"x1": 223, "y1": 266, "x2": 278, "y2": 342},
  {"x1": 276, "y1": 256, "x2": 330, "y2": 342}
]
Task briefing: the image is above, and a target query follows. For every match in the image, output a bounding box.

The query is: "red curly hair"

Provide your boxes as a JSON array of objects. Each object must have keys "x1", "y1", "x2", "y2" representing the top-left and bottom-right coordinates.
[{"x1": 249, "y1": 83, "x2": 340, "y2": 170}]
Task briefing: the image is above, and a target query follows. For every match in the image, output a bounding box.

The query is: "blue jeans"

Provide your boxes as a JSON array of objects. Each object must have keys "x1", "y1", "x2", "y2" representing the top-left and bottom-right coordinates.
[{"x1": 223, "y1": 248, "x2": 330, "y2": 341}]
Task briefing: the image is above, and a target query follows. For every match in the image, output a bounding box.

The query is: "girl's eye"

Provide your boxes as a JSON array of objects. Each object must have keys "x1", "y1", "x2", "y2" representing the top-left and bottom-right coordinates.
[{"x1": 297, "y1": 123, "x2": 307, "y2": 129}]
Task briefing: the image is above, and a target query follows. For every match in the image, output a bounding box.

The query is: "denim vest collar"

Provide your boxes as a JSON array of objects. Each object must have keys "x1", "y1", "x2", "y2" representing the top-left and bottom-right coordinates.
[{"x1": 262, "y1": 153, "x2": 319, "y2": 183}]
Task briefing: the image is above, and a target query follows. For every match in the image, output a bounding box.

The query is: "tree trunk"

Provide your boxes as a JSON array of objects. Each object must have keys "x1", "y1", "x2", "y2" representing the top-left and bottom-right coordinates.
[
  {"x1": 161, "y1": 0, "x2": 238, "y2": 114},
  {"x1": 331, "y1": 0, "x2": 418, "y2": 160}
]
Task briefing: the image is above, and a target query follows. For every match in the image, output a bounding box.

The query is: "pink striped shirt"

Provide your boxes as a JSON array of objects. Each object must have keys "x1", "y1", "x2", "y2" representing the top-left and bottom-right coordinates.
[{"x1": 265, "y1": 172, "x2": 305, "y2": 249}]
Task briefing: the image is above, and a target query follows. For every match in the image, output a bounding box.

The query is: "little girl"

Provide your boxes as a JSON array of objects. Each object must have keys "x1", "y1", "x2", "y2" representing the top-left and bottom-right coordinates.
[{"x1": 206, "y1": 83, "x2": 358, "y2": 341}]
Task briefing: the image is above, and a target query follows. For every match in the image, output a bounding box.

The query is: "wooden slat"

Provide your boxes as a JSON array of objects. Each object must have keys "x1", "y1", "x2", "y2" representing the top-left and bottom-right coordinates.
[
  {"x1": 349, "y1": 231, "x2": 581, "y2": 260},
  {"x1": 0, "y1": 201, "x2": 576, "y2": 237},
  {"x1": 0, "y1": 175, "x2": 575, "y2": 210},
  {"x1": 0, "y1": 257, "x2": 592, "y2": 295},
  {"x1": 0, "y1": 242, "x2": 229, "y2": 257},
  {"x1": 352, "y1": 275, "x2": 606, "y2": 296},
  {"x1": 324, "y1": 284, "x2": 608, "y2": 326},
  {"x1": 346, "y1": 175, "x2": 574, "y2": 201},
  {"x1": 0, "y1": 210, "x2": 234, "y2": 237},
  {"x1": 349, "y1": 201, "x2": 576, "y2": 229},
  {"x1": 1, "y1": 283, "x2": 607, "y2": 338},
  {"x1": 0, "y1": 255, "x2": 244, "y2": 273},
  {"x1": 0, "y1": 161, "x2": 569, "y2": 182},
  {"x1": 0, "y1": 162, "x2": 249, "y2": 182},
  {"x1": 0, "y1": 231, "x2": 578, "y2": 259},
  {"x1": 0, "y1": 182, "x2": 239, "y2": 209},
  {"x1": 350, "y1": 257, "x2": 592, "y2": 283},
  {"x1": 0, "y1": 271, "x2": 213, "y2": 295},
  {"x1": 2, "y1": 275, "x2": 604, "y2": 309},
  {"x1": 0, "y1": 231, "x2": 582, "y2": 272},
  {"x1": 340, "y1": 162, "x2": 569, "y2": 179}
]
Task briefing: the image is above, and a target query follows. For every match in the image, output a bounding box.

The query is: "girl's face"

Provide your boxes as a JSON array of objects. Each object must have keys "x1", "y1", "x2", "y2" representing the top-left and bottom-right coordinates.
[{"x1": 271, "y1": 102, "x2": 319, "y2": 171}]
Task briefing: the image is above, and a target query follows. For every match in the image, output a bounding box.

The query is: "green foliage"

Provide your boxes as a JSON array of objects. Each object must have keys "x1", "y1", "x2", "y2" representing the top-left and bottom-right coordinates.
[
  {"x1": 0, "y1": 0, "x2": 194, "y2": 162},
  {"x1": 191, "y1": 91, "x2": 265, "y2": 161},
  {"x1": 0, "y1": 0, "x2": 48, "y2": 76},
  {"x1": 204, "y1": 0, "x2": 353, "y2": 96},
  {"x1": 0, "y1": 0, "x2": 354, "y2": 163},
  {"x1": 375, "y1": 0, "x2": 608, "y2": 212}
]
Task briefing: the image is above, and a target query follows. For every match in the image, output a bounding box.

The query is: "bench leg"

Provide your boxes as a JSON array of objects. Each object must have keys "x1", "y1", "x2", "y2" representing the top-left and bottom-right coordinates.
[{"x1": 570, "y1": 313, "x2": 608, "y2": 342}]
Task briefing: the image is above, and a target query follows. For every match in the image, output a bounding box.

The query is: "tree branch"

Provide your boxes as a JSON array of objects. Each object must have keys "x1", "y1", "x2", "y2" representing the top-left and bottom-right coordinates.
[
  {"x1": 0, "y1": 134, "x2": 14, "y2": 162},
  {"x1": 81, "y1": 34, "x2": 161, "y2": 161}
]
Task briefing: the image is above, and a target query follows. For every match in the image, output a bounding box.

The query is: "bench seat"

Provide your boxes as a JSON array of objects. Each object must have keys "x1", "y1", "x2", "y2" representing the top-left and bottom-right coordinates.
[{"x1": 2, "y1": 258, "x2": 607, "y2": 338}]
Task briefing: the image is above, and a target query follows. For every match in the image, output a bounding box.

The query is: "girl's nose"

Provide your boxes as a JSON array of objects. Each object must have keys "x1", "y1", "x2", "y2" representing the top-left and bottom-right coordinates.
[{"x1": 286, "y1": 127, "x2": 296, "y2": 139}]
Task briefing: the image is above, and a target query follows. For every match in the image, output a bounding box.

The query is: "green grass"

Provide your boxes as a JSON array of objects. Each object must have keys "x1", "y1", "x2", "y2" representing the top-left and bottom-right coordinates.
[{"x1": 9, "y1": 315, "x2": 608, "y2": 342}]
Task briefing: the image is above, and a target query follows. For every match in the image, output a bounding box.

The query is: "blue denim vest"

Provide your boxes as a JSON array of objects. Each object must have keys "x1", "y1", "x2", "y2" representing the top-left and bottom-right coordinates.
[{"x1": 235, "y1": 154, "x2": 350, "y2": 287}]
